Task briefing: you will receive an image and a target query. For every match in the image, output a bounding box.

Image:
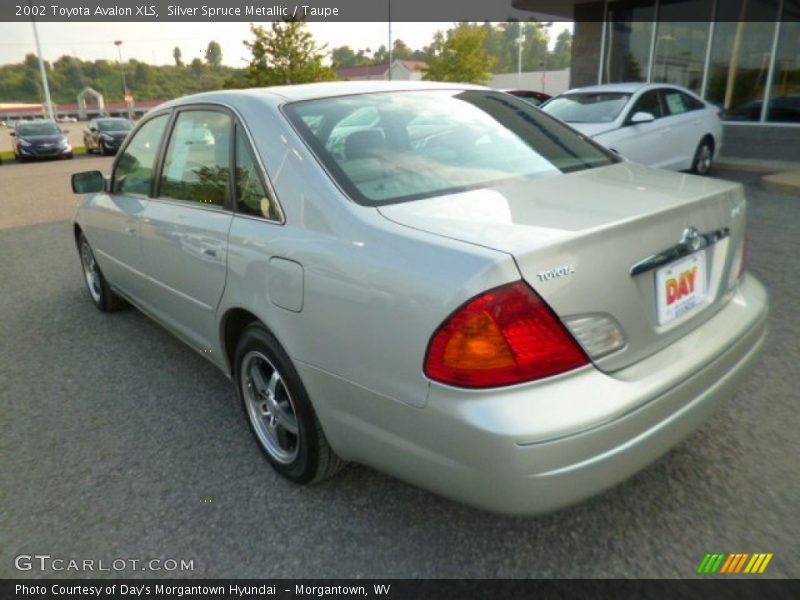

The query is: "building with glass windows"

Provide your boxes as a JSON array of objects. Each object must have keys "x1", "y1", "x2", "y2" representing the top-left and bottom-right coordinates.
[{"x1": 516, "y1": 0, "x2": 800, "y2": 161}]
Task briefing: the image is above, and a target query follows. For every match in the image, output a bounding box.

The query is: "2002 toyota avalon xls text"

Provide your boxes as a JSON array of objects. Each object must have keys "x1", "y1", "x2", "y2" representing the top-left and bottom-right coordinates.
[{"x1": 70, "y1": 82, "x2": 768, "y2": 514}]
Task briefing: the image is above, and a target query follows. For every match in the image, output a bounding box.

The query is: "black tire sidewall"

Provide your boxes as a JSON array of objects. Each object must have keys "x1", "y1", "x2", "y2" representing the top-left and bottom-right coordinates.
[
  {"x1": 78, "y1": 234, "x2": 113, "y2": 312},
  {"x1": 234, "y1": 325, "x2": 321, "y2": 483},
  {"x1": 694, "y1": 140, "x2": 713, "y2": 175}
]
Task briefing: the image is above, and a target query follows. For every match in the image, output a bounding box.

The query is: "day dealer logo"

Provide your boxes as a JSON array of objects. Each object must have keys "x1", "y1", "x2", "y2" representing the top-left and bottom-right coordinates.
[{"x1": 697, "y1": 552, "x2": 773, "y2": 574}]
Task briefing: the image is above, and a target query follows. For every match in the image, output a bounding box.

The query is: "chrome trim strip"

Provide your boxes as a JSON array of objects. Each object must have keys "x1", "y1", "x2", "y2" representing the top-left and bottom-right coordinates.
[{"x1": 630, "y1": 227, "x2": 730, "y2": 277}]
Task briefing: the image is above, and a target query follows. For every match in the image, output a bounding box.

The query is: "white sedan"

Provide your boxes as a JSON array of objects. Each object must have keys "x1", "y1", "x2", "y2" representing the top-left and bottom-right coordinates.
[{"x1": 542, "y1": 83, "x2": 723, "y2": 175}]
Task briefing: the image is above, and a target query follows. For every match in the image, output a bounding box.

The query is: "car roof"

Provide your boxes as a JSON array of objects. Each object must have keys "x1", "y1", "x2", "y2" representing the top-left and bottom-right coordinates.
[
  {"x1": 16, "y1": 120, "x2": 56, "y2": 127},
  {"x1": 560, "y1": 82, "x2": 700, "y2": 96},
  {"x1": 157, "y1": 80, "x2": 488, "y2": 111}
]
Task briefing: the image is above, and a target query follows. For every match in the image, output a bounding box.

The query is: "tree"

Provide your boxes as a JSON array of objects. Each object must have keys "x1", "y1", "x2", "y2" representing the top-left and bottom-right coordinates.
[
  {"x1": 550, "y1": 30, "x2": 572, "y2": 70},
  {"x1": 133, "y1": 62, "x2": 154, "y2": 87},
  {"x1": 331, "y1": 45, "x2": 357, "y2": 67},
  {"x1": 423, "y1": 23, "x2": 495, "y2": 84},
  {"x1": 372, "y1": 44, "x2": 389, "y2": 65},
  {"x1": 205, "y1": 41, "x2": 222, "y2": 67},
  {"x1": 173, "y1": 47, "x2": 183, "y2": 67},
  {"x1": 392, "y1": 39, "x2": 413, "y2": 61},
  {"x1": 189, "y1": 57, "x2": 204, "y2": 76},
  {"x1": 244, "y1": 20, "x2": 336, "y2": 86}
]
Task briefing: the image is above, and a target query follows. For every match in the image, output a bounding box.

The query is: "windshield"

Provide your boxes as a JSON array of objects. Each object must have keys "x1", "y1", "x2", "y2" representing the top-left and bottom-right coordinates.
[
  {"x1": 97, "y1": 119, "x2": 132, "y2": 132},
  {"x1": 284, "y1": 90, "x2": 618, "y2": 205},
  {"x1": 17, "y1": 122, "x2": 61, "y2": 136},
  {"x1": 543, "y1": 93, "x2": 632, "y2": 123}
]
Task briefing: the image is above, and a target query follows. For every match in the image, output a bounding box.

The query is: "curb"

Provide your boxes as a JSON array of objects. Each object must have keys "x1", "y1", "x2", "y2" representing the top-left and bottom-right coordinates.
[{"x1": 762, "y1": 171, "x2": 800, "y2": 195}]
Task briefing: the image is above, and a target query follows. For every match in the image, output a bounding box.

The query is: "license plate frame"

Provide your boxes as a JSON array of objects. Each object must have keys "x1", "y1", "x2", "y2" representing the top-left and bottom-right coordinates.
[{"x1": 655, "y1": 250, "x2": 707, "y2": 326}]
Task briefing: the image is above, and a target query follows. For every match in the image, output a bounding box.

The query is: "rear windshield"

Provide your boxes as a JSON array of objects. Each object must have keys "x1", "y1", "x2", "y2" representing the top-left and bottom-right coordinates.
[
  {"x1": 283, "y1": 90, "x2": 618, "y2": 205},
  {"x1": 543, "y1": 92, "x2": 632, "y2": 124}
]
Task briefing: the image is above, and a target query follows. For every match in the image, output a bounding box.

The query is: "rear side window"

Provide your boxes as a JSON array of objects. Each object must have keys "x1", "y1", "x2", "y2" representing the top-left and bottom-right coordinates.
[
  {"x1": 284, "y1": 90, "x2": 618, "y2": 205},
  {"x1": 663, "y1": 90, "x2": 704, "y2": 116},
  {"x1": 113, "y1": 114, "x2": 169, "y2": 195},
  {"x1": 235, "y1": 129, "x2": 279, "y2": 221},
  {"x1": 159, "y1": 110, "x2": 232, "y2": 206}
]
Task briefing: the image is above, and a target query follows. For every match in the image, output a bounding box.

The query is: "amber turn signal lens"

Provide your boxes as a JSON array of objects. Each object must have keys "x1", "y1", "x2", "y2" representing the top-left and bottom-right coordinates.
[{"x1": 424, "y1": 281, "x2": 589, "y2": 388}]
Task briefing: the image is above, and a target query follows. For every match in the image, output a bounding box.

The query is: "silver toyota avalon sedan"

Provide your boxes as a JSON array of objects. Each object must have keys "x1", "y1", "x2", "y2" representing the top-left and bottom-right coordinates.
[{"x1": 70, "y1": 81, "x2": 768, "y2": 514}]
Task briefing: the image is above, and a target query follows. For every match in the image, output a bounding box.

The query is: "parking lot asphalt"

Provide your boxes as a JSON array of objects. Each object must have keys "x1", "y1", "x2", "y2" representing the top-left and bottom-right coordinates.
[{"x1": 1, "y1": 157, "x2": 798, "y2": 578}]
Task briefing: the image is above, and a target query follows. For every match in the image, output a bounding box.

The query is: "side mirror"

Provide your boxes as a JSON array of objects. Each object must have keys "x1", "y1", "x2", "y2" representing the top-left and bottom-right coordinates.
[
  {"x1": 90, "y1": 127, "x2": 98, "y2": 132},
  {"x1": 630, "y1": 111, "x2": 656, "y2": 124},
  {"x1": 72, "y1": 170, "x2": 105, "y2": 194}
]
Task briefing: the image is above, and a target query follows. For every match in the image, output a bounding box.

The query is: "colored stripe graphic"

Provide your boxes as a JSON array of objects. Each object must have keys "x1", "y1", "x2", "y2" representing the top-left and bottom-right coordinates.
[
  {"x1": 734, "y1": 553, "x2": 749, "y2": 573},
  {"x1": 699, "y1": 552, "x2": 774, "y2": 574}
]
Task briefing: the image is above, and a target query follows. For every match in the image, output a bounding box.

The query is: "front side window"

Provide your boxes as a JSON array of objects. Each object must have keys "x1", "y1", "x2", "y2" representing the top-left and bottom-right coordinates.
[
  {"x1": 285, "y1": 90, "x2": 618, "y2": 205},
  {"x1": 113, "y1": 113, "x2": 169, "y2": 195},
  {"x1": 543, "y1": 93, "x2": 632, "y2": 123},
  {"x1": 235, "y1": 129, "x2": 279, "y2": 221},
  {"x1": 159, "y1": 110, "x2": 232, "y2": 206},
  {"x1": 630, "y1": 90, "x2": 664, "y2": 119}
]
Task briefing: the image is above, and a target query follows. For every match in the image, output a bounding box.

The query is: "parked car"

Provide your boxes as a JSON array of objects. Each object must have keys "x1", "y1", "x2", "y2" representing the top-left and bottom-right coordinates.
[
  {"x1": 504, "y1": 89, "x2": 552, "y2": 107},
  {"x1": 541, "y1": 83, "x2": 723, "y2": 175},
  {"x1": 70, "y1": 82, "x2": 766, "y2": 514},
  {"x1": 11, "y1": 120, "x2": 72, "y2": 161},
  {"x1": 58, "y1": 115, "x2": 78, "y2": 123},
  {"x1": 725, "y1": 95, "x2": 800, "y2": 123},
  {"x1": 83, "y1": 117, "x2": 133, "y2": 155}
]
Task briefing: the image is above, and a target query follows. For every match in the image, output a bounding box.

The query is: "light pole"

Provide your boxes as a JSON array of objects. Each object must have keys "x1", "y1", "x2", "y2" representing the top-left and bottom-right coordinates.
[
  {"x1": 387, "y1": 0, "x2": 392, "y2": 81},
  {"x1": 114, "y1": 40, "x2": 131, "y2": 118},
  {"x1": 517, "y1": 21, "x2": 525, "y2": 85},
  {"x1": 30, "y1": 15, "x2": 55, "y2": 121},
  {"x1": 541, "y1": 22, "x2": 553, "y2": 93}
]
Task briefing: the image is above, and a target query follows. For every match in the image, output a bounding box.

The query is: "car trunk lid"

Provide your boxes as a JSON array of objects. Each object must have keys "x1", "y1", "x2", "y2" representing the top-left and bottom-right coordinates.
[{"x1": 378, "y1": 162, "x2": 747, "y2": 372}]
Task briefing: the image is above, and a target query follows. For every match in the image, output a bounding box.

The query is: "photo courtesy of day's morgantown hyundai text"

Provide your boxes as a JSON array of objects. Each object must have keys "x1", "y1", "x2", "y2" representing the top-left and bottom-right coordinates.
[{"x1": 70, "y1": 81, "x2": 768, "y2": 514}]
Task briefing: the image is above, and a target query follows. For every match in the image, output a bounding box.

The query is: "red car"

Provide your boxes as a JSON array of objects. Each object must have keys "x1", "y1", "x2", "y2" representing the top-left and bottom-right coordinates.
[{"x1": 505, "y1": 89, "x2": 552, "y2": 107}]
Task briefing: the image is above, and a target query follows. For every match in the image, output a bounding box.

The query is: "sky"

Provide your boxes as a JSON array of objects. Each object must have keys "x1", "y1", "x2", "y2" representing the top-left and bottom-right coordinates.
[{"x1": 0, "y1": 21, "x2": 572, "y2": 69}]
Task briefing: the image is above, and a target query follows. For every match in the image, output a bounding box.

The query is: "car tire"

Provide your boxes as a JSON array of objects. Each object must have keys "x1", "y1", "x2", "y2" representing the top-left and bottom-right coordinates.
[
  {"x1": 235, "y1": 324, "x2": 345, "y2": 484},
  {"x1": 77, "y1": 233, "x2": 127, "y2": 312},
  {"x1": 99, "y1": 142, "x2": 107, "y2": 156},
  {"x1": 85, "y1": 140, "x2": 92, "y2": 154},
  {"x1": 691, "y1": 138, "x2": 714, "y2": 176}
]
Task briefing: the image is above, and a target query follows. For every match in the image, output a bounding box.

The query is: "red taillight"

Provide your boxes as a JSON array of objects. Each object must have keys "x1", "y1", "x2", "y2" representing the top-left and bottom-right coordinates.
[{"x1": 424, "y1": 281, "x2": 589, "y2": 388}]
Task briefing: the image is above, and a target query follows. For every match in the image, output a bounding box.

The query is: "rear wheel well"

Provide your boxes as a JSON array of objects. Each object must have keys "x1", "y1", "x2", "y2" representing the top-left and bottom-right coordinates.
[
  {"x1": 73, "y1": 224, "x2": 84, "y2": 248},
  {"x1": 223, "y1": 308, "x2": 261, "y2": 375}
]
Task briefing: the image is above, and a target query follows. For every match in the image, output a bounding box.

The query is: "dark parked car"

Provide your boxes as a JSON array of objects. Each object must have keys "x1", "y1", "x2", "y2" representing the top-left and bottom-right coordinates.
[
  {"x1": 725, "y1": 95, "x2": 800, "y2": 123},
  {"x1": 504, "y1": 89, "x2": 552, "y2": 107},
  {"x1": 11, "y1": 121, "x2": 73, "y2": 161},
  {"x1": 83, "y1": 117, "x2": 133, "y2": 155}
]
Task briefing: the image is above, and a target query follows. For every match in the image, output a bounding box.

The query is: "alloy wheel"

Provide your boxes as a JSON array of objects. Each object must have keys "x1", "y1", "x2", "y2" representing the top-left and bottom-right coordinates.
[
  {"x1": 241, "y1": 350, "x2": 300, "y2": 464},
  {"x1": 80, "y1": 241, "x2": 103, "y2": 304}
]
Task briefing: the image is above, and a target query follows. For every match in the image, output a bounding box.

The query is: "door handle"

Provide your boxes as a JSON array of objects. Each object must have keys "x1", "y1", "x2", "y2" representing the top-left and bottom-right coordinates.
[
  {"x1": 203, "y1": 248, "x2": 218, "y2": 258},
  {"x1": 124, "y1": 227, "x2": 137, "y2": 236}
]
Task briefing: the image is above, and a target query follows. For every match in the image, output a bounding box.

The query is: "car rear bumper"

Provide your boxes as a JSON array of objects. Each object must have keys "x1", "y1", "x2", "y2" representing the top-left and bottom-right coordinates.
[{"x1": 300, "y1": 274, "x2": 768, "y2": 514}]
